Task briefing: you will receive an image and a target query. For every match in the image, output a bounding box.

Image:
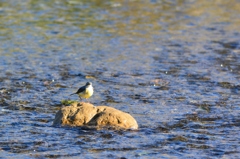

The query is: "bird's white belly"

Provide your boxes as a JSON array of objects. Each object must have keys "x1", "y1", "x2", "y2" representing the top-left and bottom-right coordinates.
[{"x1": 79, "y1": 86, "x2": 93, "y2": 99}]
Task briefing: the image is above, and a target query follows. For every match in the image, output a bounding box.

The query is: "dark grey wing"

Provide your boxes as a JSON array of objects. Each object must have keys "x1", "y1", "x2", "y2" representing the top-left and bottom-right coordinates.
[{"x1": 75, "y1": 85, "x2": 86, "y2": 94}]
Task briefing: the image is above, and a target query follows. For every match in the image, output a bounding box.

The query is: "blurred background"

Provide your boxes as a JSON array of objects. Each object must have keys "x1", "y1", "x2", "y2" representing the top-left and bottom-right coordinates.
[{"x1": 0, "y1": 0, "x2": 239, "y2": 158}]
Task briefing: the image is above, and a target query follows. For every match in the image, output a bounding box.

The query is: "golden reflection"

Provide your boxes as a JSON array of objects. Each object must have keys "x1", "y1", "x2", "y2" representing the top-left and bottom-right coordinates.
[{"x1": 0, "y1": 0, "x2": 239, "y2": 41}]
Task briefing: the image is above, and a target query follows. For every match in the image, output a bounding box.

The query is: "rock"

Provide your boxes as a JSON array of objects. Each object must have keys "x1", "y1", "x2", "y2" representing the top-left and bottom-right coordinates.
[{"x1": 53, "y1": 102, "x2": 138, "y2": 130}]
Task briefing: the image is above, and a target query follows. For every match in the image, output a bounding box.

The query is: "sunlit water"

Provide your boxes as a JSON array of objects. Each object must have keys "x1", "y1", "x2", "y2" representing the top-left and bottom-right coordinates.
[{"x1": 0, "y1": 0, "x2": 239, "y2": 158}]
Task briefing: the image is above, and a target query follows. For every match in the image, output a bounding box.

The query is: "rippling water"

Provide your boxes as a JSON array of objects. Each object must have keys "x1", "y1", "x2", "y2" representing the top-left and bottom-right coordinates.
[{"x1": 0, "y1": 0, "x2": 239, "y2": 158}]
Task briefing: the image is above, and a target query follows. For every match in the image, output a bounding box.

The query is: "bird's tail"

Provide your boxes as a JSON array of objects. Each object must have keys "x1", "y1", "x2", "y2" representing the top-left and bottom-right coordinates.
[{"x1": 69, "y1": 93, "x2": 76, "y2": 96}]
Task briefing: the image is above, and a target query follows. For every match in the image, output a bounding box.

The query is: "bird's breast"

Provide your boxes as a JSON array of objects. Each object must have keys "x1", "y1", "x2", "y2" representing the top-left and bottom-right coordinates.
[
  {"x1": 86, "y1": 86, "x2": 94, "y2": 96},
  {"x1": 78, "y1": 86, "x2": 93, "y2": 99}
]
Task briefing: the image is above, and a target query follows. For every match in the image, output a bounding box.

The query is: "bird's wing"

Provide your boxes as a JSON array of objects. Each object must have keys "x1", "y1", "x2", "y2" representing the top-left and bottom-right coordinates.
[{"x1": 76, "y1": 86, "x2": 86, "y2": 94}]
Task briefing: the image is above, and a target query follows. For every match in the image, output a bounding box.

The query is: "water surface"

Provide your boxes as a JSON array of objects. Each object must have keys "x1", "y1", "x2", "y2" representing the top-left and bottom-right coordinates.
[{"x1": 0, "y1": 0, "x2": 239, "y2": 158}]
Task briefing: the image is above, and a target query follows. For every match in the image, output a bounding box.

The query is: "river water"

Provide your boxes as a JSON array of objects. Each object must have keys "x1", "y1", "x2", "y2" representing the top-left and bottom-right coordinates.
[{"x1": 0, "y1": 0, "x2": 239, "y2": 158}]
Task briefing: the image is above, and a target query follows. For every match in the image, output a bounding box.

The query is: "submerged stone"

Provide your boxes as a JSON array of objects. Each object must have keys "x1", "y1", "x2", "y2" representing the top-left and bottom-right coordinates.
[{"x1": 53, "y1": 102, "x2": 138, "y2": 130}]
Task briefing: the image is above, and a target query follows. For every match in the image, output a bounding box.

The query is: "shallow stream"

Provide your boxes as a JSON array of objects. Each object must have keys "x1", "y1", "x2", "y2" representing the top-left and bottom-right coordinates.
[{"x1": 0, "y1": 0, "x2": 239, "y2": 158}]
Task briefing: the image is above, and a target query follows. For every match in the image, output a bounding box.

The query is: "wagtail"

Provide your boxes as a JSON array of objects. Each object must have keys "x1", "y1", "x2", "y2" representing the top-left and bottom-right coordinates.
[{"x1": 70, "y1": 82, "x2": 94, "y2": 100}]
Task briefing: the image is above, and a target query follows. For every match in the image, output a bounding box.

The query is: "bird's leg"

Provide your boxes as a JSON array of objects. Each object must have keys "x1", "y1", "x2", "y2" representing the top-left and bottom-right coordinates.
[
  {"x1": 78, "y1": 96, "x2": 82, "y2": 102},
  {"x1": 86, "y1": 98, "x2": 89, "y2": 103}
]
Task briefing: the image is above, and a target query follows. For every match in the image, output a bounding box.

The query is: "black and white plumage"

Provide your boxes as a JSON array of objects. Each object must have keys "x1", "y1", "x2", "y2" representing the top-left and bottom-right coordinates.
[{"x1": 70, "y1": 82, "x2": 94, "y2": 100}]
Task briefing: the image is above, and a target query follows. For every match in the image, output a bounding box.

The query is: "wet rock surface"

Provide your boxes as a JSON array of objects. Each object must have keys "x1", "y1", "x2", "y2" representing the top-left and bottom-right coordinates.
[{"x1": 53, "y1": 102, "x2": 138, "y2": 130}]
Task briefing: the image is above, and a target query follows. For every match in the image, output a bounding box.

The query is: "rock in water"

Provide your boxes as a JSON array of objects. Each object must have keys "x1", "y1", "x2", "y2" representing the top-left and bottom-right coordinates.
[{"x1": 53, "y1": 102, "x2": 138, "y2": 130}]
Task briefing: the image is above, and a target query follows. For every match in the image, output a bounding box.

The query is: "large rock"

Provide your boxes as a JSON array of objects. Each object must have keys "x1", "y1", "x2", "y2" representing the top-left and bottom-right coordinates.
[{"x1": 53, "y1": 102, "x2": 138, "y2": 130}]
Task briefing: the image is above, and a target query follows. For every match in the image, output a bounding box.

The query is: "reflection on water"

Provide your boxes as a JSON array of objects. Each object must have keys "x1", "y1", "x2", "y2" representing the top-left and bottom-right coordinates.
[{"x1": 0, "y1": 0, "x2": 239, "y2": 158}]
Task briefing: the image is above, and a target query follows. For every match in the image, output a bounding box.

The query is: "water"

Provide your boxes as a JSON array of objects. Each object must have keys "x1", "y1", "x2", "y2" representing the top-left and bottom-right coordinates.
[{"x1": 0, "y1": 0, "x2": 239, "y2": 158}]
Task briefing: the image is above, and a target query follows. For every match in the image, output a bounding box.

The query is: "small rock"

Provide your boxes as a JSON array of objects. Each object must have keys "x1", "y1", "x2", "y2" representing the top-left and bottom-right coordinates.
[{"x1": 53, "y1": 102, "x2": 138, "y2": 130}]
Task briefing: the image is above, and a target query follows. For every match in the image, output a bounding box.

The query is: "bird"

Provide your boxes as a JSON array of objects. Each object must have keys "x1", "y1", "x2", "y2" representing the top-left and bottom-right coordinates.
[{"x1": 70, "y1": 82, "x2": 94, "y2": 101}]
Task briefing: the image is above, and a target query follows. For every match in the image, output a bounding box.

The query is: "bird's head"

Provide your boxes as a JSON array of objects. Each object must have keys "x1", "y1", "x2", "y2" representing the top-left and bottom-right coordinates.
[{"x1": 86, "y1": 82, "x2": 92, "y2": 86}]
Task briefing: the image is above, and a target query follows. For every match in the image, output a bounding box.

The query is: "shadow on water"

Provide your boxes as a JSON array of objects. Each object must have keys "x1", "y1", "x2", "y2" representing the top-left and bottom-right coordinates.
[{"x1": 0, "y1": 0, "x2": 240, "y2": 158}]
